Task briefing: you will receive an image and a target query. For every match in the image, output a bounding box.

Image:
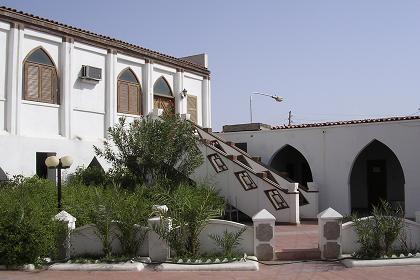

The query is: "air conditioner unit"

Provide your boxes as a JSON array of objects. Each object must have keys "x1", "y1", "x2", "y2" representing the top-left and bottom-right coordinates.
[{"x1": 80, "y1": 65, "x2": 102, "y2": 81}]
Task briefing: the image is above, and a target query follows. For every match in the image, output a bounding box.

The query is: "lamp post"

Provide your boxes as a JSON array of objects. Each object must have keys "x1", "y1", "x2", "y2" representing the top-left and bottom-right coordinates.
[
  {"x1": 250, "y1": 92, "x2": 283, "y2": 123},
  {"x1": 45, "y1": 155, "x2": 73, "y2": 210}
]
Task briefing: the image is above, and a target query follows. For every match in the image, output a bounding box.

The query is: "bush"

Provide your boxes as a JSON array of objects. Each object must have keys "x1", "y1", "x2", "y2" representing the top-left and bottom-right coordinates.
[
  {"x1": 153, "y1": 183, "x2": 225, "y2": 258},
  {"x1": 94, "y1": 115, "x2": 203, "y2": 189},
  {"x1": 0, "y1": 177, "x2": 60, "y2": 266},
  {"x1": 209, "y1": 227, "x2": 247, "y2": 258},
  {"x1": 352, "y1": 200, "x2": 404, "y2": 259},
  {"x1": 68, "y1": 166, "x2": 107, "y2": 187}
]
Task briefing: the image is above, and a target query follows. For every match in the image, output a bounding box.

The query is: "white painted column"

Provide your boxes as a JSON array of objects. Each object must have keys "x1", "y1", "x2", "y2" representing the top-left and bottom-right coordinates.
[
  {"x1": 143, "y1": 59, "x2": 153, "y2": 115},
  {"x1": 288, "y1": 183, "x2": 300, "y2": 224},
  {"x1": 317, "y1": 207, "x2": 343, "y2": 259},
  {"x1": 105, "y1": 49, "x2": 116, "y2": 134},
  {"x1": 207, "y1": 77, "x2": 212, "y2": 128},
  {"x1": 202, "y1": 76, "x2": 210, "y2": 128},
  {"x1": 174, "y1": 68, "x2": 183, "y2": 114},
  {"x1": 6, "y1": 23, "x2": 23, "y2": 135},
  {"x1": 60, "y1": 37, "x2": 73, "y2": 138}
]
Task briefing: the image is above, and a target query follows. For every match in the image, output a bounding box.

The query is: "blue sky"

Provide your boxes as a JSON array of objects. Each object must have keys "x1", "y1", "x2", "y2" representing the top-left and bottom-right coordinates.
[{"x1": 2, "y1": 0, "x2": 420, "y2": 130}]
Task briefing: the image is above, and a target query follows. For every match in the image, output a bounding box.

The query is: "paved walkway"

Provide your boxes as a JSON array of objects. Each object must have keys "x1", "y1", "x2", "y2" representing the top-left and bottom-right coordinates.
[
  {"x1": 1, "y1": 263, "x2": 420, "y2": 280},
  {"x1": 274, "y1": 221, "x2": 320, "y2": 260}
]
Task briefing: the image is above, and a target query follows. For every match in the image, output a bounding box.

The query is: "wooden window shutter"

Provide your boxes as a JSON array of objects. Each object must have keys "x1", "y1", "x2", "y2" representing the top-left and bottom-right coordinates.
[
  {"x1": 128, "y1": 84, "x2": 139, "y2": 114},
  {"x1": 40, "y1": 66, "x2": 53, "y2": 103},
  {"x1": 25, "y1": 63, "x2": 40, "y2": 100},
  {"x1": 187, "y1": 95, "x2": 197, "y2": 123},
  {"x1": 118, "y1": 81, "x2": 129, "y2": 113}
]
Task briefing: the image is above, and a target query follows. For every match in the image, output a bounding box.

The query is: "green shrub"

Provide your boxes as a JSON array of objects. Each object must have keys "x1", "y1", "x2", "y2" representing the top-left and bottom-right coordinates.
[
  {"x1": 68, "y1": 166, "x2": 107, "y2": 187},
  {"x1": 153, "y1": 183, "x2": 225, "y2": 258},
  {"x1": 352, "y1": 200, "x2": 404, "y2": 259},
  {"x1": 0, "y1": 176, "x2": 60, "y2": 266},
  {"x1": 114, "y1": 187, "x2": 151, "y2": 257},
  {"x1": 209, "y1": 227, "x2": 247, "y2": 258},
  {"x1": 94, "y1": 115, "x2": 203, "y2": 189}
]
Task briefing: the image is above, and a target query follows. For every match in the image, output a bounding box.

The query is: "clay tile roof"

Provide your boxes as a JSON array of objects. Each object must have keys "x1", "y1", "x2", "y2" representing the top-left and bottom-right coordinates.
[
  {"x1": 271, "y1": 115, "x2": 420, "y2": 130},
  {"x1": 0, "y1": 6, "x2": 209, "y2": 75}
]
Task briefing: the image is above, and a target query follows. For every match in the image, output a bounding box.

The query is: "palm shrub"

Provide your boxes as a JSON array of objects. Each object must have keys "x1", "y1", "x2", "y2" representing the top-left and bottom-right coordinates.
[
  {"x1": 153, "y1": 183, "x2": 225, "y2": 258},
  {"x1": 94, "y1": 115, "x2": 203, "y2": 189},
  {"x1": 352, "y1": 200, "x2": 404, "y2": 259},
  {"x1": 113, "y1": 187, "x2": 151, "y2": 257},
  {"x1": 209, "y1": 227, "x2": 247, "y2": 258}
]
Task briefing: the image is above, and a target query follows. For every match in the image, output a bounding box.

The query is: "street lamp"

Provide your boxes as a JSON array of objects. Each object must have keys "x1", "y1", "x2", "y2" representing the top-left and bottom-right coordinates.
[
  {"x1": 250, "y1": 92, "x2": 283, "y2": 123},
  {"x1": 45, "y1": 155, "x2": 73, "y2": 210}
]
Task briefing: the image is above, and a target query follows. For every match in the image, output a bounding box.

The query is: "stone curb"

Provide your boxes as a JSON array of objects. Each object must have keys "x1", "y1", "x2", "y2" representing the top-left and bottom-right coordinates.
[
  {"x1": 155, "y1": 257, "x2": 259, "y2": 271},
  {"x1": 342, "y1": 256, "x2": 420, "y2": 268},
  {"x1": 48, "y1": 262, "x2": 145, "y2": 271}
]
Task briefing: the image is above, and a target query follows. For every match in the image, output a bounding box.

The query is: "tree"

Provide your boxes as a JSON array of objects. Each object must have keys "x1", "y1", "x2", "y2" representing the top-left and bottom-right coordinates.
[{"x1": 94, "y1": 115, "x2": 203, "y2": 189}]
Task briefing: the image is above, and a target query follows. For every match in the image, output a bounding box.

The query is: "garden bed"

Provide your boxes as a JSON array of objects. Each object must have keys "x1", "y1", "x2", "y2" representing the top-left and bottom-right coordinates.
[{"x1": 341, "y1": 253, "x2": 420, "y2": 268}]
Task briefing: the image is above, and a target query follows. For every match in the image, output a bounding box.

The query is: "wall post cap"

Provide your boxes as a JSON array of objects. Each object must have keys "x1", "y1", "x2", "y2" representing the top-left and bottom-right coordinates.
[
  {"x1": 252, "y1": 209, "x2": 275, "y2": 222},
  {"x1": 317, "y1": 207, "x2": 343, "y2": 219},
  {"x1": 54, "y1": 210, "x2": 76, "y2": 223}
]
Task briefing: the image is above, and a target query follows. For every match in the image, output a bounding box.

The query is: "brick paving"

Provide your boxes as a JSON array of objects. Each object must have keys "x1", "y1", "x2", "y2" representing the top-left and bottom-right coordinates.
[{"x1": 1, "y1": 263, "x2": 420, "y2": 280}]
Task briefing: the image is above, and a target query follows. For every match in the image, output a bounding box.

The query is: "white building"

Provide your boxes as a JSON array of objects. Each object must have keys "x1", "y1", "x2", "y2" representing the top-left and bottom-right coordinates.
[
  {"x1": 0, "y1": 7, "x2": 211, "y2": 179},
  {"x1": 220, "y1": 117, "x2": 420, "y2": 219}
]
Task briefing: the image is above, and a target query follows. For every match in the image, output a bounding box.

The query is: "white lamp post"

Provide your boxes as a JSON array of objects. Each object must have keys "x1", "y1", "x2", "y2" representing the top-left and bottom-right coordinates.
[
  {"x1": 249, "y1": 92, "x2": 283, "y2": 123},
  {"x1": 45, "y1": 155, "x2": 73, "y2": 210}
]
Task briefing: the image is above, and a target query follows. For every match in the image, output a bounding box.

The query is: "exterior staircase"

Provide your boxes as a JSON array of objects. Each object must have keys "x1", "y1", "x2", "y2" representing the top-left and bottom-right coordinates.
[{"x1": 191, "y1": 124, "x2": 304, "y2": 223}]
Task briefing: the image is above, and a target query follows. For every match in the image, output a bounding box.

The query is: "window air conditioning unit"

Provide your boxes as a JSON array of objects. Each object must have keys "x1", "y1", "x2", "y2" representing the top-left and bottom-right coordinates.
[{"x1": 80, "y1": 65, "x2": 102, "y2": 81}]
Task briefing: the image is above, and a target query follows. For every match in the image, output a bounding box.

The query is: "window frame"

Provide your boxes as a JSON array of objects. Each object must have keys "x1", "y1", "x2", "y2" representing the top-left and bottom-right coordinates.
[
  {"x1": 117, "y1": 68, "x2": 142, "y2": 116},
  {"x1": 23, "y1": 48, "x2": 59, "y2": 105}
]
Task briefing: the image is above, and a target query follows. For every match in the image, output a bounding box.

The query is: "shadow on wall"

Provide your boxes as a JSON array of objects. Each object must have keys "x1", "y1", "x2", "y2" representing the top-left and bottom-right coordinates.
[{"x1": 0, "y1": 167, "x2": 7, "y2": 181}]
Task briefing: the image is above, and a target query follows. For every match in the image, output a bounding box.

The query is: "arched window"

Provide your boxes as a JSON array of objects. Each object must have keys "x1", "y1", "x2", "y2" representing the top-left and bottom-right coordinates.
[
  {"x1": 23, "y1": 48, "x2": 58, "y2": 104},
  {"x1": 153, "y1": 76, "x2": 175, "y2": 115},
  {"x1": 117, "y1": 68, "x2": 142, "y2": 115}
]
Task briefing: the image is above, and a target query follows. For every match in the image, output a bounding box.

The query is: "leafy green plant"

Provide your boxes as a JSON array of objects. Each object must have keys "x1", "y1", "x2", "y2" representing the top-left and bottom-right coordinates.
[
  {"x1": 0, "y1": 176, "x2": 60, "y2": 266},
  {"x1": 352, "y1": 200, "x2": 404, "y2": 259},
  {"x1": 209, "y1": 227, "x2": 247, "y2": 258},
  {"x1": 94, "y1": 115, "x2": 203, "y2": 189},
  {"x1": 113, "y1": 187, "x2": 151, "y2": 257},
  {"x1": 153, "y1": 183, "x2": 225, "y2": 258},
  {"x1": 89, "y1": 187, "x2": 119, "y2": 258},
  {"x1": 68, "y1": 166, "x2": 107, "y2": 187}
]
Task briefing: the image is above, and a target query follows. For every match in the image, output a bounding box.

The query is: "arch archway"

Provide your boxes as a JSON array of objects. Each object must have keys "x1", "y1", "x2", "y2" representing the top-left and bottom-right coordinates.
[
  {"x1": 349, "y1": 140, "x2": 405, "y2": 214},
  {"x1": 269, "y1": 145, "x2": 313, "y2": 186},
  {"x1": 153, "y1": 76, "x2": 175, "y2": 115}
]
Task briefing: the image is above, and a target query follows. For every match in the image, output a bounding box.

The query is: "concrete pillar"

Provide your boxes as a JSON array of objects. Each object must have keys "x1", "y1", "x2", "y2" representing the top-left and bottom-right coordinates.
[
  {"x1": 6, "y1": 23, "x2": 23, "y2": 135},
  {"x1": 60, "y1": 37, "x2": 73, "y2": 138},
  {"x1": 201, "y1": 76, "x2": 210, "y2": 128},
  {"x1": 148, "y1": 216, "x2": 171, "y2": 262},
  {"x1": 54, "y1": 210, "x2": 76, "y2": 260},
  {"x1": 105, "y1": 49, "x2": 116, "y2": 134},
  {"x1": 288, "y1": 183, "x2": 300, "y2": 224},
  {"x1": 252, "y1": 209, "x2": 275, "y2": 261},
  {"x1": 174, "y1": 69, "x2": 184, "y2": 114},
  {"x1": 143, "y1": 60, "x2": 154, "y2": 115},
  {"x1": 317, "y1": 207, "x2": 343, "y2": 259}
]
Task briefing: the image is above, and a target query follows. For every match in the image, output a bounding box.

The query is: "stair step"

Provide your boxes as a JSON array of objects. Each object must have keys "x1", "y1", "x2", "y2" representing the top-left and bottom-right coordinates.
[{"x1": 275, "y1": 248, "x2": 321, "y2": 261}]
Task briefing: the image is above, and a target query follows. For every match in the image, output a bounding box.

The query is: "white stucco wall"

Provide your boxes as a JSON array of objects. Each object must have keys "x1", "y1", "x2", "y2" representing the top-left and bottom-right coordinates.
[{"x1": 220, "y1": 120, "x2": 420, "y2": 218}]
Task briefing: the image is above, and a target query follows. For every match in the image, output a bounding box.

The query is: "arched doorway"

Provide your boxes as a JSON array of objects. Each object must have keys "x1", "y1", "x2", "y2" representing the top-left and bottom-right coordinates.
[
  {"x1": 350, "y1": 140, "x2": 405, "y2": 214},
  {"x1": 269, "y1": 145, "x2": 313, "y2": 187}
]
